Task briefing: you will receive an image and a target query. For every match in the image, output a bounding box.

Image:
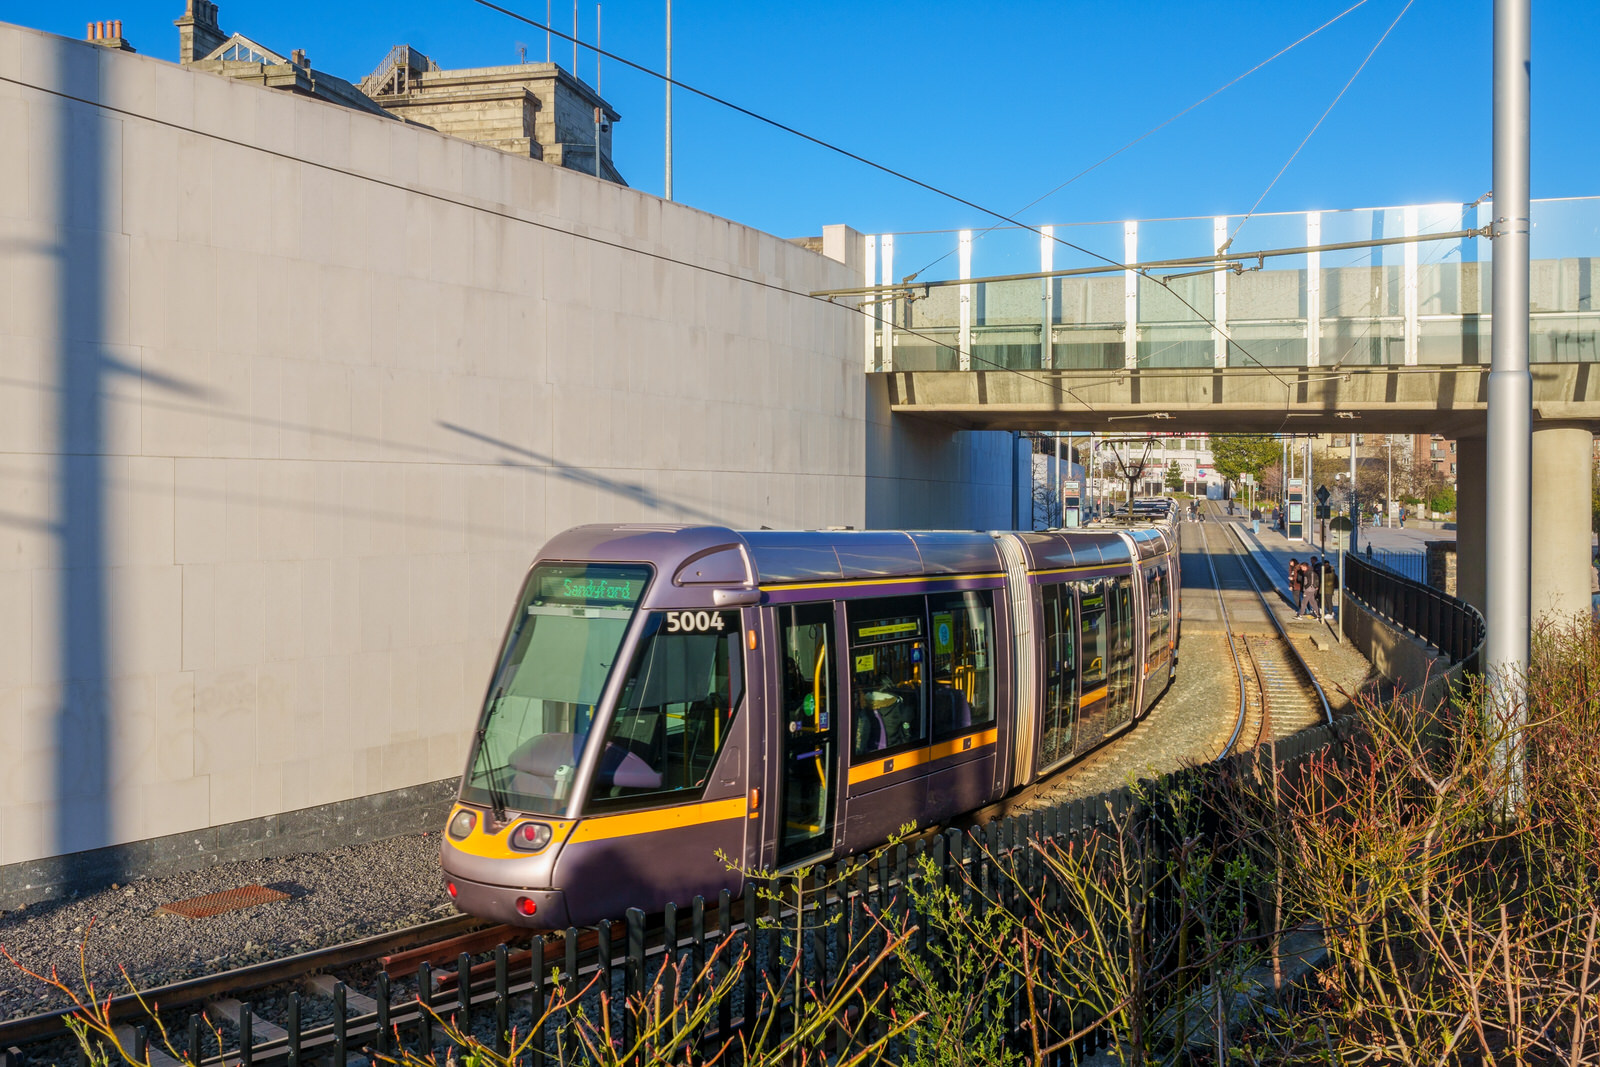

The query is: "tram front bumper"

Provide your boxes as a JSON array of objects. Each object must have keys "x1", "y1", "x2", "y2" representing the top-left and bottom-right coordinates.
[{"x1": 445, "y1": 874, "x2": 572, "y2": 929}]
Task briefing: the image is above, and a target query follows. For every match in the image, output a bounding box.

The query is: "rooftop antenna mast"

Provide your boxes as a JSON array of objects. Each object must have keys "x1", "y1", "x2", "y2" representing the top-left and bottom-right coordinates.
[{"x1": 664, "y1": 0, "x2": 673, "y2": 200}]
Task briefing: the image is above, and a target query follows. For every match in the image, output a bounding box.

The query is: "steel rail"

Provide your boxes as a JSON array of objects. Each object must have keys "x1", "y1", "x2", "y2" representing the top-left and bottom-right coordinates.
[
  {"x1": 1221, "y1": 520, "x2": 1333, "y2": 727},
  {"x1": 0, "y1": 914, "x2": 489, "y2": 1045},
  {"x1": 1193, "y1": 514, "x2": 1252, "y2": 760}
]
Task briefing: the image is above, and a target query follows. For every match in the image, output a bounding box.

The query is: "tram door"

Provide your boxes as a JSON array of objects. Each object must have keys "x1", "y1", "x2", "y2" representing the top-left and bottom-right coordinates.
[
  {"x1": 775, "y1": 603, "x2": 839, "y2": 868},
  {"x1": 1038, "y1": 583, "x2": 1078, "y2": 772},
  {"x1": 1104, "y1": 575, "x2": 1138, "y2": 731},
  {"x1": 1073, "y1": 580, "x2": 1110, "y2": 753}
]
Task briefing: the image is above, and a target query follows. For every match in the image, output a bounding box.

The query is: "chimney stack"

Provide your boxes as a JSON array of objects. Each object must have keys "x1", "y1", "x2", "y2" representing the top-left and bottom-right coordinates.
[
  {"x1": 175, "y1": 0, "x2": 224, "y2": 64},
  {"x1": 86, "y1": 18, "x2": 137, "y2": 52}
]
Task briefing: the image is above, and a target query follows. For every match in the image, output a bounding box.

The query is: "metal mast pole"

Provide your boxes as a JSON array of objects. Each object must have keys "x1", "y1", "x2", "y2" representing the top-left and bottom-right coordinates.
[
  {"x1": 1055, "y1": 433, "x2": 1063, "y2": 526},
  {"x1": 1488, "y1": 0, "x2": 1532, "y2": 801},
  {"x1": 1350, "y1": 435, "x2": 1359, "y2": 553},
  {"x1": 664, "y1": 0, "x2": 673, "y2": 201}
]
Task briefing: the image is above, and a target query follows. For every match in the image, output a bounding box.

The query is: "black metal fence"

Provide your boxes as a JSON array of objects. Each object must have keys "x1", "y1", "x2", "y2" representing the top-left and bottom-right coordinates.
[
  {"x1": 1362, "y1": 546, "x2": 1427, "y2": 584},
  {"x1": 1344, "y1": 552, "x2": 1486, "y2": 669},
  {"x1": 83, "y1": 716, "x2": 1349, "y2": 1067}
]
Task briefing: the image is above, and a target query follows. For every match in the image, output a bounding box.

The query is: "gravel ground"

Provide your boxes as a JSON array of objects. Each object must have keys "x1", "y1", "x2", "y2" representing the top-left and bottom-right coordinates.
[{"x1": 0, "y1": 831, "x2": 453, "y2": 1020}]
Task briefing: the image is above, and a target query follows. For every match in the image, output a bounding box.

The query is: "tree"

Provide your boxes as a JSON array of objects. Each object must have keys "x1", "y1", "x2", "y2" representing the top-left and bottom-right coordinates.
[
  {"x1": 1210, "y1": 436, "x2": 1283, "y2": 488},
  {"x1": 1396, "y1": 456, "x2": 1446, "y2": 507},
  {"x1": 1164, "y1": 460, "x2": 1183, "y2": 492}
]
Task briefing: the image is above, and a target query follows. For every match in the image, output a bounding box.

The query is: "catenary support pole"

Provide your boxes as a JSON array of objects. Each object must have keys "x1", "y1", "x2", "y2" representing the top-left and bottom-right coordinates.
[
  {"x1": 1488, "y1": 0, "x2": 1531, "y2": 806},
  {"x1": 1055, "y1": 432, "x2": 1063, "y2": 526}
]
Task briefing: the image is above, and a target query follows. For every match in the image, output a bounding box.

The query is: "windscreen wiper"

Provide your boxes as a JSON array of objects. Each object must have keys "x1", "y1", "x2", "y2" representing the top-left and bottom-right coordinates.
[{"x1": 476, "y1": 689, "x2": 511, "y2": 824}]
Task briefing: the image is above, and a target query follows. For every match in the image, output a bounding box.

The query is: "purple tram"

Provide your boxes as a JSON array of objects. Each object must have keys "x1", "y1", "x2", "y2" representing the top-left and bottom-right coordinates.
[{"x1": 441, "y1": 515, "x2": 1181, "y2": 928}]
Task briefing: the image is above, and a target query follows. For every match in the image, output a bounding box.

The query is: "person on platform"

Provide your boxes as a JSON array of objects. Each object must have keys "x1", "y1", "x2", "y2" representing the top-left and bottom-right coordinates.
[
  {"x1": 1250, "y1": 505, "x2": 1261, "y2": 534},
  {"x1": 1288, "y1": 556, "x2": 1303, "y2": 615},
  {"x1": 1304, "y1": 556, "x2": 1324, "y2": 618}
]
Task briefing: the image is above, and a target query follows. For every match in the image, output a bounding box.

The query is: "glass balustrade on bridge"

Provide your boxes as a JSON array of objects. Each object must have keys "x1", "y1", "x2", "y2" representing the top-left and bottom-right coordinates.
[{"x1": 867, "y1": 196, "x2": 1600, "y2": 373}]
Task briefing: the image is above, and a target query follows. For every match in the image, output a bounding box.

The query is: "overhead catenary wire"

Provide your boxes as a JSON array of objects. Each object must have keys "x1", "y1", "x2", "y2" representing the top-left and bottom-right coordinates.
[
  {"x1": 0, "y1": 70, "x2": 1100, "y2": 413},
  {"x1": 909, "y1": 0, "x2": 1375, "y2": 280},
  {"x1": 461, "y1": 0, "x2": 1366, "y2": 399},
  {"x1": 1229, "y1": 0, "x2": 1417, "y2": 245}
]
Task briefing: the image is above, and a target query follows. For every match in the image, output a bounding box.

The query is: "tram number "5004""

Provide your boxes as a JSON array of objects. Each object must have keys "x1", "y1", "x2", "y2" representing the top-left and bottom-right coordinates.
[{"x1": 664, "y1": 610, "x2": 733, "y2": 634}]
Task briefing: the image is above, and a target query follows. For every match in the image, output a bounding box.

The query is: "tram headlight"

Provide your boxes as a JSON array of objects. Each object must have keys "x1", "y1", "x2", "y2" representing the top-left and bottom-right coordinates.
[
  {"x1": 448, "y1": 809, "x2": 477, "y2": 840},
  {"x1": 509, "y1": 821, "x2": 553, "y2": 853}
]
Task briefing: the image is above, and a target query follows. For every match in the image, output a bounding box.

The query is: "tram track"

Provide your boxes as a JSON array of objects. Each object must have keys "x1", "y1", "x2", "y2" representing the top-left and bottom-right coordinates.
[
  {"x1": 1194, "y1": 504, "x2": 1331, "y2": 756},
  {"x1": 0, "y1": 914, "x2": 490, "y2": 1048}
]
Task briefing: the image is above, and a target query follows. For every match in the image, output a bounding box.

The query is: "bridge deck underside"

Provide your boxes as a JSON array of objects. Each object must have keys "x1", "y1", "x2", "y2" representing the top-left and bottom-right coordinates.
[{"x1": 881, "y1": 364, "x2": 1600, "y2": 434}]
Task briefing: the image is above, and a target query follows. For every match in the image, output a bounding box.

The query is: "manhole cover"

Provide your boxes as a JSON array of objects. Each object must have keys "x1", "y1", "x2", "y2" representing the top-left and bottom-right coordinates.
[{"x1": 156, "y1": 885, "x2": 290, "y2": 919}]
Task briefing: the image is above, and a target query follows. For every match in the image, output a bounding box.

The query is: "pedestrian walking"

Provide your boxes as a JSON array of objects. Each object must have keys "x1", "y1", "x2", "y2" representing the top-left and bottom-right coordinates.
[
  {"x1": 1305, "y1": 556, "x2": 1324, "y2": 618},
  {"x1": 1250, "y1": 505, "x2": 1261, "y2": 535},
  {"x1": 1288, "y1": 556, "x2": 1303, "y2": 615},
  {"x1": 1399, "y1": 504, "x2": 1406, "y2": 529}
]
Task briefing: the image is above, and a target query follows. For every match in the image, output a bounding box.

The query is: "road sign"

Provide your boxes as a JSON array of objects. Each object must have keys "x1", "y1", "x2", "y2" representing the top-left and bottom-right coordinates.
[
  {"x1": 1316, "y1": 505, "x2": 1332, "y2": 520},
  {"x1": 1315, "y1": 484, "x2": 1331, "y2": 505}
]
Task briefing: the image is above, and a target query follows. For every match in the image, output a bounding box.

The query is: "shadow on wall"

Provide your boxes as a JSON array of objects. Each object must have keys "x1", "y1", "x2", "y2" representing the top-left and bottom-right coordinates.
[
  {"x1": 47, "y1": 39, "x2": 212, "y2": 872},
  {"x1": 437, "y1": 421, "x2": 727, "y2": 525},
  {"x1": 53, "y1": 35, "x2": 112, "y2": 866}
]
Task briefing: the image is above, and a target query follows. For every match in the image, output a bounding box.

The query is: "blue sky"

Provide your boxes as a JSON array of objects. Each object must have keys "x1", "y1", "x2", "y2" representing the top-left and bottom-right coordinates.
[{"x1": 5, "y1": 1, "x2": 1595, "y2": 254}]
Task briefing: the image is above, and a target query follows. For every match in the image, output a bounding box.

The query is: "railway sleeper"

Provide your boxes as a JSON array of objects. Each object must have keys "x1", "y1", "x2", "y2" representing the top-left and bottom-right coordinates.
[
  {"x1": 303, "y1": 975, "x2": 379, "y2": 1017},
  {"x1": 112, "y1": 1025, "x2": 183, "y2": 1067},
  {"x1": 380, "y1": 924, "x2": 519, "y2": 979}
]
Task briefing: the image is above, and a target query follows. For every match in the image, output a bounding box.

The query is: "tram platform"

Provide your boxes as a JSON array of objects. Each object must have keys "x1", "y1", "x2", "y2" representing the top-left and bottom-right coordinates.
[{"x1": 1200, "y1": 507, "x2": 1345, "y2": 629}]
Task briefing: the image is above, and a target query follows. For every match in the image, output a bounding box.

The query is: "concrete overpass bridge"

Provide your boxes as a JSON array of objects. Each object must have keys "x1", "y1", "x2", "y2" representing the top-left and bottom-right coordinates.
[{"x1": 845, "y1": 198, "x2": 1600, "y2": 621}]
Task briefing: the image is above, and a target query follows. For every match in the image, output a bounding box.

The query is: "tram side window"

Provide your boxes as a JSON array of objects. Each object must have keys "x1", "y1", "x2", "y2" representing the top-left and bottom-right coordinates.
[
  {"x1": 1077, "y1": 580, "x2": 1108, "y2": 692},
  {"x1": 1039, "y1": 583, "x2": 1077, "y2": 767},
  {"x1": 847, "y1": 596, "x2": 929, "y2": 760},
  {"x1": 589, "y1": 610, "x2": 745, "y2": 810},
  {"x1": 927, "y1": 590, "x2": 995, "y2": 738},
  {"x1": 1145, "y1": 564, "x2": 1169, "y2": 651}
]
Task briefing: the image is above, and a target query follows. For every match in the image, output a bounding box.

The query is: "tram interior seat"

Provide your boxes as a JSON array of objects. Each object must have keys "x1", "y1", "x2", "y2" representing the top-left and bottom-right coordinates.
[{"x1": 932, "y1": 683, "x2": 972, "y2": 735}]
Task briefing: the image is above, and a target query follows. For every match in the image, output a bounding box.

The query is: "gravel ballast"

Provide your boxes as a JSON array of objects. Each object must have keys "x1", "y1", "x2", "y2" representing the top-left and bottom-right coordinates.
[{"x1": 0, "y1": 831, "x2": 452, "y2": 1021}]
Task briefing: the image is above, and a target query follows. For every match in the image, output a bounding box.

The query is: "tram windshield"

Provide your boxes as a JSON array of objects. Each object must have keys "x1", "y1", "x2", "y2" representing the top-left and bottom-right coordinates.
[{"x1": 463, "y1": 562, "x2": 651, "y2": 816}]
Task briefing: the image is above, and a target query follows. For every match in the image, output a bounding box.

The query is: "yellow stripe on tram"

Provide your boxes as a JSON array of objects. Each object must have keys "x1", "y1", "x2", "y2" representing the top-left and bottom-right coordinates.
[
  {"x1": 846, "y1": 727, "x2": 999, "y2": 787},
  {"x1": 445, "y1": 804, "x2": 576, "y2": 860},
  {"x1": 568, "y1": 795, "x2": 748, "y2": 843}
]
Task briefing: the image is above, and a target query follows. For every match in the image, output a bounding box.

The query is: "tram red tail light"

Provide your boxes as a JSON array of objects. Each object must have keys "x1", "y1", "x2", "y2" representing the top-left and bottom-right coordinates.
[
  {"x1": 447, "y1": 881, "x2": 458, "y2": 898},
  {"x1": 515, "y1": 896, "x2": 538, "y2": 917}
]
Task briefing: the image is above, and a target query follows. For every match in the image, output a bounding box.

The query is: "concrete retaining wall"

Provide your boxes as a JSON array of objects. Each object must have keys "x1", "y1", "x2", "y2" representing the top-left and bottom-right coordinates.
[
  {"x1": 0, "y1": 21, "x2": 1018, "y2": 883},
  {"x1": 1340, "y1": 594, "x2": 1456, "y2": 708}
]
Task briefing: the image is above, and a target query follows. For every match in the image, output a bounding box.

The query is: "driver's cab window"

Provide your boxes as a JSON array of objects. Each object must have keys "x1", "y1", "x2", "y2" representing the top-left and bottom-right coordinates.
[
  {"x1": 587, "y1": 609, "x2": 744, "y2": 811},
  {"x1": 846, "y1": 596, "x2": 928, "y2": 761}
]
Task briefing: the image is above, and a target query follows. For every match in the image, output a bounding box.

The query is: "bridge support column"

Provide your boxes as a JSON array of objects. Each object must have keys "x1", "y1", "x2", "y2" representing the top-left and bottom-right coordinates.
[
  {"x1": 1530, "y1": 424, "x2": 1594, "y2": 623},
  {"x1": 1456, "y1": 436, "x2": 1487, "y2": 613}
]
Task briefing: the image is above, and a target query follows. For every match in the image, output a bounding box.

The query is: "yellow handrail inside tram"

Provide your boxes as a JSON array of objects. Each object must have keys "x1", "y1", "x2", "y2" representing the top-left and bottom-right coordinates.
[{"x1": 812, "y1": 642, "x2": 827, "y2": 786}]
